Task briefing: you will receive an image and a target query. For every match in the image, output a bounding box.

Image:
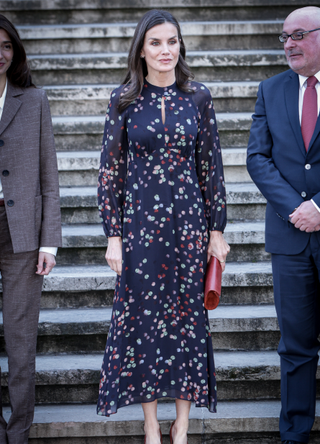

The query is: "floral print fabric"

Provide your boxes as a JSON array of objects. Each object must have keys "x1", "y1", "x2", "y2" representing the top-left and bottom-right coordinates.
[{"x1": 97, "y1": 80, "x2": 226, "y2": 416}]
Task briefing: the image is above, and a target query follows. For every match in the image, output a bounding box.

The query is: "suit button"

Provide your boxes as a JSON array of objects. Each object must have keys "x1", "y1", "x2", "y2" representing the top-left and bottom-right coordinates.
[
  {"x1": 7, "y1": 200, "x2": 14, "y2": 207},
  {"x1": 0, "y1": 140, "x2": 4, "y2": 147},
  {"x1": 2, "y1": 170, "x2": 9, "y2": 177},
  {"x1": 301, "y1": 191, "x2": 307, "y2": 198},
  {"x1": 305, "y1": 164, "x2": 311, "y2": 170}
]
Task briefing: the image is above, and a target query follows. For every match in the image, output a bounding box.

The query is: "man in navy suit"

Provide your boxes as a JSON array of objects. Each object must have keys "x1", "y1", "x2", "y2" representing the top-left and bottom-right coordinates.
[{"x1": 247, "y1": 6, "x2": 320, "y2": 444}]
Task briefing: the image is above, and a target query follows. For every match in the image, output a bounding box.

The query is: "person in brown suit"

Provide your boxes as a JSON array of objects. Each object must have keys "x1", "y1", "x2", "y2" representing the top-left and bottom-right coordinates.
[{"x1": 0, "y1": 15, "x2": 62, "y2": 444}]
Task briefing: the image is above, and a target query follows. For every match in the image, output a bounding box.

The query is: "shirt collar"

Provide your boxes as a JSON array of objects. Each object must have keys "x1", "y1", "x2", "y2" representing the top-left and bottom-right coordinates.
[
  {"x1": 299, "y1": 71, "x2": 320, "y2": 88},
  {"x1": 0, "y1": 80, "x2": 8, "y2": 110}
]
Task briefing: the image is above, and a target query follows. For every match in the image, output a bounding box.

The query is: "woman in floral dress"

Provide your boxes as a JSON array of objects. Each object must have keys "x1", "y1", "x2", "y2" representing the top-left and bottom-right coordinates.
[{"x1": 97, "y1": 9, "x2": 230, "y2": 444}]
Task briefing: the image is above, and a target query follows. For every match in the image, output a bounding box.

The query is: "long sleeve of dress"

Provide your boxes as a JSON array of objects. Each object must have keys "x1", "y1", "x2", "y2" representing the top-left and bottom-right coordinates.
[
  {"x1": 193, "y1": 86, "x2": 227, "y2": 232},
  {"x1": 98, "y1": 87, "x2": 128, "y2": 238}
]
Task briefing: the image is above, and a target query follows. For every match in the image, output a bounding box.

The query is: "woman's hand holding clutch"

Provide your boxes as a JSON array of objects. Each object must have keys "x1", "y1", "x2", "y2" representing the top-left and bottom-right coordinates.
[
  {"x1": 204, "y1": 231, "x2": 230, "y2": 310},
  {"x1": 207, "y1": 230, "x2": 230, "y2": 272}
]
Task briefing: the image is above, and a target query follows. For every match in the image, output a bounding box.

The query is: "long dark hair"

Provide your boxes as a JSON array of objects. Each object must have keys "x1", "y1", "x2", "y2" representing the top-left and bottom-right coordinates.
[
  {"x1": 0, "y1": 14, "x2": 34, "y2": 88},
  {"x1": 119, "y1": 9, "x2": 194, "y2": 112}
]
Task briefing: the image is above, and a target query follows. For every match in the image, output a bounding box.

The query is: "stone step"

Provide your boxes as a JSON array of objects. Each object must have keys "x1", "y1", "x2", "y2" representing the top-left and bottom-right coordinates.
[
  {"x1": 1, "y1": 350, "x2": 304, "y2": 404},
  {"x1": 226, "y1": 182, "x2": 266, "y2": 221},
  {"x1": 212, "y1": 304, "x2": 279, "y2": 351},
  {"x1": 56, "y1": 148, "x2": 252, "y2": 187},
  {"x1": 5, "y1": 0, "x2": 318, "y2": 24},
  {"x1": 0, "y1": 299, "x2": 277, "y2": 354},
  {"x1": 43, "y1": 262, "x2": 273, "y2": 292},
  {"x1": 60, "y1": 186, "x2": 101, "y2": 225},
  {"x1": 44, "y1": 81, "x2": 260, "y2": 116},
  {"x1": 55, "y1": 220, "x2": 267, "y2": 265},
  {"x1": 29, "y1": 50, "x2": 287, "y2": 85},
  {"x1": 18, "y1": 401, "x2": 320, "y2": 444},
  {"x1": 0, "y1": 261, "x2": 273, "y2": 310},
  {"x1": 3, "y1": 349, "x2": 320, "y2": 406},
  {"x1": 62, "y1": 221, "x2": 264, "y2": 248},
  {"x1": 0, "y1": 254, "x2": 270, "y2": 295},
  {"x1": 2, "y1": 0, "x2": 317, "y2": 433},
  {"x1": 18, "y1": 21, "x2": 283, "y2": 54},
  {"x1": 52, "y1": 112, "x2": 253, "y2": 152},
  {"x1": 59, "y1": 183, "x2": 266, "y2": 225},
  {"x1": 57, "y1": 151, "x2": 99, "y2": 187}
]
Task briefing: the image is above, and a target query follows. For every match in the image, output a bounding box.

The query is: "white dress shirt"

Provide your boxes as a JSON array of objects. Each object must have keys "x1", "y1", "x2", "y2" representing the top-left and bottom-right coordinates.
[
  {"x1": 0, "y1": 79, "x2": 7, "y2": 199},
  {"x1": 0, "y1": 80, "x2": 57, "y2": 256},
  {"x1": 298, "y1": 71, "x2": 320, "y2": 214}
]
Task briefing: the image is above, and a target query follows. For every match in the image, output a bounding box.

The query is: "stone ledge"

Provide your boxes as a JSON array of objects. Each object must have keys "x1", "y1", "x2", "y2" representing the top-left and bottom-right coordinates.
[
  {"x1": 57, "y1": 151, "x2": 100, "y2": 171},
  {"x1": 60, "y1": 186, "x2": 98, "y2": 208},
  {"x1": 44, "y1": 81, "x2": 260, "y2": 99},
  {"x1": 0, "y1": 261, "x2": 273, "y2": 292},
  {"x1": 57, "y1": 147, "x2": 248, "y2": 172},
  {"x1": 28, "y1": 51, "x2": 286, "y2": 71},
  {"x1": 0, "y1": 302, "x2": 277, "y2": 336},
  {"x1": 226, "y1": 182, "x2": 266, "y2": 204},
  {"x1": 4, "y1": 0, "x2": 317, "y2": 10},
  {"x1": 52, "y1": 112, "x2": 252, "y2": 135},
  {"x1": 58, "y1": 184, "x2": 265, "y2": 223},
  {"x1": 57, "y1": 155, "x2": 252, "y2": 186},
  {"x1": 42, "y1": 265, "x2": 116, "y2": 292},
  {"x1": 59, "y1": 183, "x2": 265, "y2": 208},
  {"x1": 223, "y1": 261, "x2": 272, "y2": 286},
  {"x1": 4, "y1": 400, "x2": 288, "y2": 438},
  {"x1": 223, "y1": 147, "x2": 247, "y2": 166},
  {"x1": 0, "y1": 350, "x2": 284, "y2": 384},
  {"x1": 210, "y1": 304, "x2": 277, "y2": 332},
  {"x1": 17, "y1": 21, "x2": 282, "y2": 40},
  {"x1": 1, "y1": 351, "x2": 319, "y2": 388},
  {"x1": 43, "y1": 82, "x2": 259, "y2": 116},
  {"x1": 15, "y1": 400, "x2": 320, "y2": 439},
  {"x1": 58, "y1": 221, "x2": 265, "y2": 248}
]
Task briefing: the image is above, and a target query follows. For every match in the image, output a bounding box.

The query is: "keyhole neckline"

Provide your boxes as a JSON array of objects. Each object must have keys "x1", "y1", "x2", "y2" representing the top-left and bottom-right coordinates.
[{"x1": 144, "y1": 78, "x2": 176, "y2": 94}]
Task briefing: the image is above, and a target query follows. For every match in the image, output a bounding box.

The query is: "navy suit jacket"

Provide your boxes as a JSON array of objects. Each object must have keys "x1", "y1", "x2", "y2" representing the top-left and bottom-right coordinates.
[{"x1": 247, "y1": 69, "x2": 320, "y2": 255}]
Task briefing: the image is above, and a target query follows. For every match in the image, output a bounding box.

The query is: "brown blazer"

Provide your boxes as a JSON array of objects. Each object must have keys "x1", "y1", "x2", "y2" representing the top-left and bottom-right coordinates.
[{"x1": 0, "y1": 82, "x2": 62, "y2": 253}]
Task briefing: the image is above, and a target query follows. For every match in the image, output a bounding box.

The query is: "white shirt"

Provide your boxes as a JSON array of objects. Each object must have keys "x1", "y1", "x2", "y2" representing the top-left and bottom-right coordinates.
[
  {"x1": 298, "y1": 71, "x2": 320, "y2": 213},
  {"x1": 0, "y1": 80, "x2": 57, "y2": 256},
  {"x1": 0, "y1": 80, "x2": 7, "y2": 200}
]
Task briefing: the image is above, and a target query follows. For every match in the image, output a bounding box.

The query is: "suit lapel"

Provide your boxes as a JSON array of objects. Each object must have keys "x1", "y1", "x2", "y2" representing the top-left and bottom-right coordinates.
[
  {"x1": 284, "y1": 71, "x2": 305, "y2": 156},
  {"x1": 0, "y1": 82, "x2": 23, "y2": 137}
]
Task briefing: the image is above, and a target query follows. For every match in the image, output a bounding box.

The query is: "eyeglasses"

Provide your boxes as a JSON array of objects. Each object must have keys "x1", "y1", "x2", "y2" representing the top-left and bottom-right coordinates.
[{"x1": 279, "y1": 27, "x2": 320, "y2": 43}]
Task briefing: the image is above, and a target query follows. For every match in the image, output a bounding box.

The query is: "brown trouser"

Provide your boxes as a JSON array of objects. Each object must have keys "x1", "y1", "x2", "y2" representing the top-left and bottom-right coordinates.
[{"x1": 0, "y1": 206, "x2": 43, "y2": 444}]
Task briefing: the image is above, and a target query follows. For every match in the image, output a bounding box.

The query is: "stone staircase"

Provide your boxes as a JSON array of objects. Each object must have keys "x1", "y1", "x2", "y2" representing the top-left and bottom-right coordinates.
[{"x1": 1, "y1": 0, "x2": 320, "y2": 442}]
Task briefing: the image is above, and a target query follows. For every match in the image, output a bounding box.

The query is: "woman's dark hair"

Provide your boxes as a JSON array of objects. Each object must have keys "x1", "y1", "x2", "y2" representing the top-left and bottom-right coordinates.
[
  {"x1": 0, "y1": 14, "x2": 34, "y2": 87},
  {"x1": 119, "y1": 9, "x2": 193, "y2": 112}
]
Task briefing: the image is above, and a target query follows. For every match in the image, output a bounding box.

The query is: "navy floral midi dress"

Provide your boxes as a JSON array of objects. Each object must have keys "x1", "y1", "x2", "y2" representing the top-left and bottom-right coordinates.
[{"x1": 97, "y1": 80, "x2": 227, "y2": 416}]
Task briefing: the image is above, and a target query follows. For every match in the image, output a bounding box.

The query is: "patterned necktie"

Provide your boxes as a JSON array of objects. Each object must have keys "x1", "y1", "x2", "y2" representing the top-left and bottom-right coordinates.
[{"x1": 301, "y1": 76, "x2": 318, "y2": 151}]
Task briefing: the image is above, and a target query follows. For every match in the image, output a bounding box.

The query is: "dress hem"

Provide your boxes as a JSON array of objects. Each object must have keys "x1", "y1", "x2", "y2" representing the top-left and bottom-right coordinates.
[{"x1": 97, "y1": 393, "x2": 217, "y2": 417}]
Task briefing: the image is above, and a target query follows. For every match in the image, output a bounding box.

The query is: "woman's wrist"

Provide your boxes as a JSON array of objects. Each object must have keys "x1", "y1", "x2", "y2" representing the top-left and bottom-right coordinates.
[
  {"x1": 209, "y1": 230, "x2": 223, "y2": 238},
  {"x1": 108, "y1": 236, "x2": 122, "y2": 244}
]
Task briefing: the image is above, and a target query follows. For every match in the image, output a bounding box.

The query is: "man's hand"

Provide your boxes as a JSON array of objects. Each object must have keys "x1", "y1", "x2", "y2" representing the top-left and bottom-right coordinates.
[
  {"x1": 36, "y1": 252, "x2": 56, "y2": 275},
  {"x1": 289, "y1": 201, "x2": 320, "y2": 232}
]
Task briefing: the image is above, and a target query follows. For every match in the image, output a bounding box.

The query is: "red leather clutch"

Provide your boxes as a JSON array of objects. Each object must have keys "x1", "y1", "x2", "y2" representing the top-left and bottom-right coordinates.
[{"x1": 204, "y1": 256, "x2": 222, "y2": 310}]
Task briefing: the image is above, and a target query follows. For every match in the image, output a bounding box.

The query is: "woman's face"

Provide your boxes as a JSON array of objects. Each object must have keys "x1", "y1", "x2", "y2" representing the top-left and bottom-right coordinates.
[
  {"x1": 140, "y1": 22, "x2": 180, "y2": 79},
  {"x1": 0, "y1": 29, "x2": 13, "y2": 80}
]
